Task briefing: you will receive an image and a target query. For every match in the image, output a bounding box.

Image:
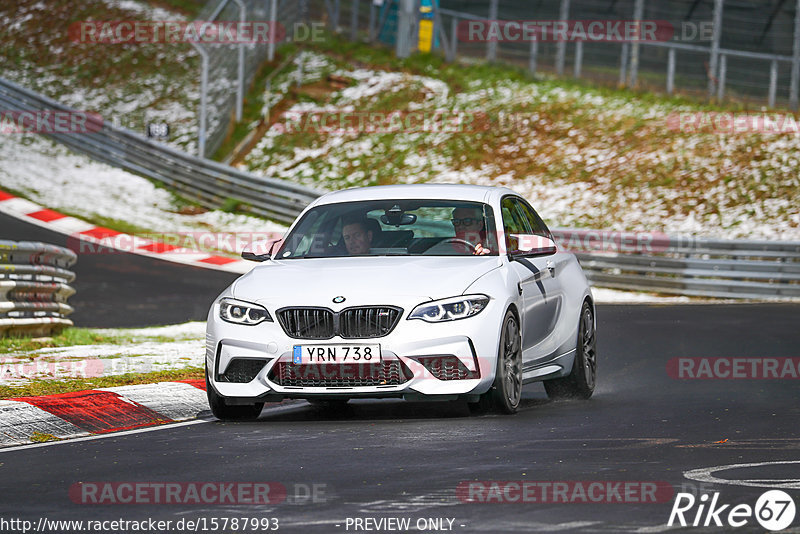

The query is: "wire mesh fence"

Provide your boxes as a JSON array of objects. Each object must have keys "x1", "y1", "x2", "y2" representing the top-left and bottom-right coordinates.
[
  {"x1": 192, "y1": 0, "x2": 800, "y2": 160},
  {"x1": 433, "y1": 0, "x2": 800, "y2": 107},
  {"x1": 193, "y1": 0, "x2": 305, "y2": 157},
  {"x1": 309, "y1": 0, "x2": 800, "y2": 109}
]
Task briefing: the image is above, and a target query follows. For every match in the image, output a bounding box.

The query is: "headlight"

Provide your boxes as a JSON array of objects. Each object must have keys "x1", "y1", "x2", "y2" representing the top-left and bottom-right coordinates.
[
  {"x1": 408, "y1": 294, "x2": 489, "y2": 322},
  {"x1": 219, "y1": 298, "x2": 272, "y2": 325}
]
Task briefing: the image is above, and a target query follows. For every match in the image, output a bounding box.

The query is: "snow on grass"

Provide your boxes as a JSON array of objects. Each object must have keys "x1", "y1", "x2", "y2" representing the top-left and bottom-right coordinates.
[
  {"x1": 260, "y1": 51, "x2": 338, "y2": 115},
  {"x1": 0, "y1": 134, "x2": 286, "y2": 238},
  {"x1": 98, "y1": 0, "x2": 182, "y2": 20},
  {"x1": 0, "y1": 322, "x2": 205, "y2": 386},
  {"x1": 0, "y1": 0, "x2": 199, "y2": 152},
  {"x1": 245, "y1": 67, "x2": 472, "y2": 191},
  {"x1": 242, "y1": 50, "x2": 800, "y2": 241},
  {"x1": 96, "y1": 321, "x2": 206, "y2": 340}
]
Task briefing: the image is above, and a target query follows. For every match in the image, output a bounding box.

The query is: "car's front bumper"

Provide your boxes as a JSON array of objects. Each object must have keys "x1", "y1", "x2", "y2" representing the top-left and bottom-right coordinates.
[{"x1": 206, "y1": 299, "x2": 503, "y2": 402}]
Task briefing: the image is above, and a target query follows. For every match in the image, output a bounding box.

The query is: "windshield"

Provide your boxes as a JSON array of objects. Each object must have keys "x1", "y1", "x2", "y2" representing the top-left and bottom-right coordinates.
[{"x1": 276, "y1": 199, "x2": 498, "y2": 258}]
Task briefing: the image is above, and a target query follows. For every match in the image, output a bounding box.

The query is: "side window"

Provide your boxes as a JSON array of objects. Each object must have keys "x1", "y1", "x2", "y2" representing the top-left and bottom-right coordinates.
[
  {"x1": 281, "y1": 211, "x2": 331, "y2": 257},
  {"x1": 501, "y1": 198, "x2": 530, "y2": 234},
  {"x1": 501, "y1": 197, "x2": 530, "y2": 251},
  {"x1": 516, "y1": 199, "x2": 551, "y2": 238}
]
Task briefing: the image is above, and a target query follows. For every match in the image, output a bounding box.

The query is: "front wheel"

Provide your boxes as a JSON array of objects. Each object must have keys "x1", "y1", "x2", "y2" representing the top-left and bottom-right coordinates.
[
  {"x1": 544, "y1": 302, "x2": 597, "y2": 400},
  {"x1": 468, "y1": 310, "x2": 522, "y2": 415},
  {"x1": 206, "y1": 371, "x2": 264, "y2": 421}
]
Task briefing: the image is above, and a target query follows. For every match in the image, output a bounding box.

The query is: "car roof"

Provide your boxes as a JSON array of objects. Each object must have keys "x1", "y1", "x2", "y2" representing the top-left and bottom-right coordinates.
[{"x1": 311, "y1": 183, "x2": 519, "y2": 206}]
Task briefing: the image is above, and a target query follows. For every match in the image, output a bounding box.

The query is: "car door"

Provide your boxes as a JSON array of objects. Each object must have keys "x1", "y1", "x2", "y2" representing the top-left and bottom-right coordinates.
[{"x1": 501, "y1": 197, "x2": 563, "y2": 367}]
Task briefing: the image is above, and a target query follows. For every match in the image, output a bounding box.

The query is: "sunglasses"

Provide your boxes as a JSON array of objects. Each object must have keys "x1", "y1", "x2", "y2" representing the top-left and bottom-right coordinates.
[{"x1": 451, "y1": 217, "x2": 481, "y2": 226}]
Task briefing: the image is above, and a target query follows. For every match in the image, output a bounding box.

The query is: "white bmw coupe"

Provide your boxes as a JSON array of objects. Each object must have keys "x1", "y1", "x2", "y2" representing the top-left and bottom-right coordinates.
[{"x1": 205, "y1": 184, "x2": 596, "y2": 419}]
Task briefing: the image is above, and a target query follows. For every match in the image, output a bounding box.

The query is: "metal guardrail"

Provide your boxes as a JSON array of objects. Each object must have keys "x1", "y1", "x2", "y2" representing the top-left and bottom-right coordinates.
[
  {"x1": 0, "y1": 241, "x2": 77, "y2": 337},
  {"x1": 0, "y1": 77, "x2": 321, "y2": 225},
  {"x1": 551, "y1": 229, "x2": 800, "y2": 300}
]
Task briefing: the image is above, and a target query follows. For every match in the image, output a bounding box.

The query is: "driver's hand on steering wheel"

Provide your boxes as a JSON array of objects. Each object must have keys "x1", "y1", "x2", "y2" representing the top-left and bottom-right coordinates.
[{"x1": 474, "y1": 243, "x2": 490, "y2": 255}]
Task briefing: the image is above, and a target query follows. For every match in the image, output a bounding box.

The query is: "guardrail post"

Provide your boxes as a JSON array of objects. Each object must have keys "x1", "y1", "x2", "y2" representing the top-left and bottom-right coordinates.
[
  {"x1": 297, "y1": 53, "x2": 304, "y2": 87},
  {"x1": 619, "y1": 42, "x2": 629, "y2": 86},
  {"x1": 232, "y1": 0, "x2": 246, "y2": 121},
  {"x1": 556, "y1": 0, "x2": 570, "y2": 76},
  {"x1": 667, "y1": 47, "x2": 676, "y2": 94},
  {"x1": 708, "y1": 0, "x2": 724, "y2": 98},
  {"x1": 628, "y1": 0, "x2": 644, "y2": 87},
  {"x1": 769, "y1": 59, "x2": 778, "y2": 107},
  {"x1": 368, "y1": 0, "x2": 377, "y2": 41},
  {"x1": 717, "y1": 53, "x2": 727, "y2": 101},
  {"x1": 300, "y1": 0, "x2": 309, "y2": 25},
  {"x1": 791, "y1": 0, "x2": 800, "y2": 110},
  {"x1": 451, "y1": 16, "x2": 459, "y2": 60},
  {"x1": 396, "y1": 0, "x2": 414, "y2": 58},
  {"x1": 351, "y1": 0, "x2": 359, "y2": 41},
  {"x1": 268, "y1": 0, "x2": 278, "y2": 61},
  {"x1": 529, "y1": 37, "x2": 538, "y2": 75},
  {"x1": 432, "y1": 3, "x2": 452, "y2": 61},
  {"x1": 410, "y1": 0, "x2": 421, "y2": 54},
  {"x1": 191, "y1": 43, "x2": 209, "y2": 158},
  {"x1": 486, "y1": 0, "x2": 499, "y2": 62},
  {"x1": 574, "y1": 40, "x2": 583, "y2": 78},
  {"x1": 327, "y1": 0, "x2": 341, "y2": 31}
]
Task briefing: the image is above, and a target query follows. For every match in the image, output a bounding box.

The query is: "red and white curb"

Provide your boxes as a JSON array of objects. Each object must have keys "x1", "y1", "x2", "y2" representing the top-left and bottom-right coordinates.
[
  {"x1": 0, "y1": 380, "x2": 208, "y2": 448},
  {"x1": 0, "y1": 189, "x2": 253, "y2": 274}
]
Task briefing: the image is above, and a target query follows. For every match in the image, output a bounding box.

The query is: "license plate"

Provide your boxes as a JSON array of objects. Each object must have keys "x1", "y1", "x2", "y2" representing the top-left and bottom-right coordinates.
[{"x1": 293, "y1": 344, "x2": 381, "y2": 365}]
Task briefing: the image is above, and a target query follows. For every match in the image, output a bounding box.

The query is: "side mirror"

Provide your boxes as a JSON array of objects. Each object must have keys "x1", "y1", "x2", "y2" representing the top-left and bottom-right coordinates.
[
  {"x1": 241, "y1": 238, "x2": 282, "y2": 262},
  {"x1": 508, "y1": 235, "x2": 557, "y2": 257}
]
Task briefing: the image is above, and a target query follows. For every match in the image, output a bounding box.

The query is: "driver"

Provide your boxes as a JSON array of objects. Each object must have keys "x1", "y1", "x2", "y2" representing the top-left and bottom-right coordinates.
[
  {"x1": 341, "y1": 218, "x2": 374, "y2": 255},
  {"x1": 451, "y1": 207, "x2": 490, "y2": 255}
]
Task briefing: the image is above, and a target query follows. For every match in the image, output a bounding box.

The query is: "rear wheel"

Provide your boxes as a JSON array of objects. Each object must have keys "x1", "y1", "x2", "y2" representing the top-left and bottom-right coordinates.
[
  {"x1": 468, "y1": 310, "x2": 522, "y2": 415},
  {"x1": 544, "y1": 302, "x2": 596, "y2": 400},
  {"x1": 206, "y1": 371, "x2": 264, "y2": 421}
]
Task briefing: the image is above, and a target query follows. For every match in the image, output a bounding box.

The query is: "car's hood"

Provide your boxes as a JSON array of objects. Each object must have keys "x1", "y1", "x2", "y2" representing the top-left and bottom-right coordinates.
[{"x1": 232, "y1": 256, "x2": 502, "y2": 304}]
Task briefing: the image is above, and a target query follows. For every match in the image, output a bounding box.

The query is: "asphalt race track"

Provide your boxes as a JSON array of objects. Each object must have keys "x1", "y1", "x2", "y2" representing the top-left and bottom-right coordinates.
[
  {"x1": 1, "y1": 302, "x2": 798, "y2": 533},
  {"x1": 0, "y1": 211, "x2": 239, "y2": 327}
]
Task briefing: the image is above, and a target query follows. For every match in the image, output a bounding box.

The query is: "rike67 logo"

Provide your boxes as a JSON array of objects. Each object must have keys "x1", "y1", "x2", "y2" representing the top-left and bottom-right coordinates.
[{"x1": 668, "y1": 490, "x2": 796, "y2": 531}]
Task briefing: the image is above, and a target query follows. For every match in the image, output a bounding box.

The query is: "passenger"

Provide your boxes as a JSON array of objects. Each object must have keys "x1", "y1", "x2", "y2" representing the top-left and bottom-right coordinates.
[{"x1": 451, "y1": 207, "x2": 490, "y2": 255}]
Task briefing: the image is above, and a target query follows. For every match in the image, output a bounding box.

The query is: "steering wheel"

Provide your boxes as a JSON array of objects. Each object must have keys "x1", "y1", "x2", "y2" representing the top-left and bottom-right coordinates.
[{"x1": 438, "y1": 238, "x2": 477, "y2": 253}]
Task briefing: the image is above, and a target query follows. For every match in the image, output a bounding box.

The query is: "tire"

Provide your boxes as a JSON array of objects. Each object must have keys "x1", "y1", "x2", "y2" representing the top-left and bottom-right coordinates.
[
  {"x1": 206, "y1": 371, "x2": 264, "y2": 421},
  {"x1": 468, "y1": 310, "x2": 522, "y2": 415},
  {"x1": 544, "y1": 301, "x2": 597, "y2": 400}
]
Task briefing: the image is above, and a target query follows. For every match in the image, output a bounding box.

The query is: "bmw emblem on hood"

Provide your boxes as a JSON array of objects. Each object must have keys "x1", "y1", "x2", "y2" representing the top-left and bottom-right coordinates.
[{"x1": 332, "y1": 296, "x2": 346, "y2": 303}]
